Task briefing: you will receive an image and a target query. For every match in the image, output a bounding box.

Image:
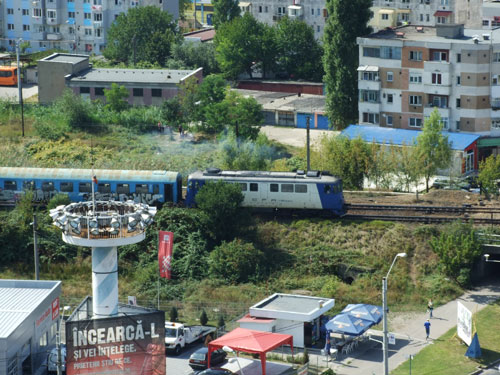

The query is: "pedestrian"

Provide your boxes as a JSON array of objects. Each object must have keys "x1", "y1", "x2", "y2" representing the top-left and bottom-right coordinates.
[
  {"x1": 424, "y1": 319, "x2": 431, "y2": 339},
  {"x1": 178, "y1": 125, "x2": 183, "y2": 138},
  {"x1": 158, "y1": 121, "x2": 162, "y2": 133},
  {"x1": 428, "y1": 299, "x2": 434, "y2": 318}
]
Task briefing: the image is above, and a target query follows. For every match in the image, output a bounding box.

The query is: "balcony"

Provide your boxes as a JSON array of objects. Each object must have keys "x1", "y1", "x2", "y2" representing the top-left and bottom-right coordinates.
[
  {"x1": 359, "y1": 101, "x2": 380, "y2": 113},
  {"x1": 272, "y1": 14, "x2": 284, "y2": 21},
  {"x1": 424, "y1": 84, "x2": 451, "y2": 96},
  {"x1": 492, "y1": 100, "x2": 500, "y2": 110},
  {"x1": 47, "y1": 33, "x2": 62, "y2": 40},
  {"x1": 424, "y1": 61, "x2": 452, "y2": 73},
  {"x1": 31, "y1": 31, "x2": 46, "y2": 41},
  {"x1": 358, "y1": 79, "x2": 381, "y2": 91},
  {"x1": 288, "y1": 5, "x2": 303, "y2": 19}
]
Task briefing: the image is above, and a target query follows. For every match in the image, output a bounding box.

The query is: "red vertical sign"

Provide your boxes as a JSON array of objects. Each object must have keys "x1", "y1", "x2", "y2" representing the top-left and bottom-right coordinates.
[{"x1": 158, "y1": 231, "x2": 173, "y2": 279}]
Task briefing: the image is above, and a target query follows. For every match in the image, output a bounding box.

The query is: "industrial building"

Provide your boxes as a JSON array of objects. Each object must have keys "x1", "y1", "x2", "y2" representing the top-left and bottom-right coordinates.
[{"x1": 0, "y1": 279, "x2": 62, "y2": 375}]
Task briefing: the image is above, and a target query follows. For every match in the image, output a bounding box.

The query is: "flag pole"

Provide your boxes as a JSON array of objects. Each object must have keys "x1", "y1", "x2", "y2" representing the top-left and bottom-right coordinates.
[{"x1": 91, "y1": 137, "x2": 96, "y2": 216}]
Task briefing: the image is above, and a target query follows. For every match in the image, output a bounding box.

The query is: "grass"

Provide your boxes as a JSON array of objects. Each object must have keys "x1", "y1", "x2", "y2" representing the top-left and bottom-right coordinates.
[{"x1": 391, "y1": 300, "x2": 500, "y2": 375}]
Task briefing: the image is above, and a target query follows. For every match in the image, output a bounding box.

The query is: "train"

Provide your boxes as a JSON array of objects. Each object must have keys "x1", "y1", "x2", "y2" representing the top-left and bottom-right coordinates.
[{"x1": 0, "y1": 167, "x2": 346, "y2": 216}]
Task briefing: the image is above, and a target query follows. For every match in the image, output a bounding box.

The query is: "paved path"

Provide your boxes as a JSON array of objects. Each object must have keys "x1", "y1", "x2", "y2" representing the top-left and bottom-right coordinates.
[{"x1": 324, "y1": 283, "x2": 500, "y2": 375}]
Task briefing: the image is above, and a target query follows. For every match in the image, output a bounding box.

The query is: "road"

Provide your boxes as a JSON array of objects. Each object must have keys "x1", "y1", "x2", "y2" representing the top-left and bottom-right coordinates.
[
  {"x1": 0, "y1": 83, "x2": 38, "y2": 101},
  {"x1": 167, "y1": 343, "x2": 210, "y2": 375}
]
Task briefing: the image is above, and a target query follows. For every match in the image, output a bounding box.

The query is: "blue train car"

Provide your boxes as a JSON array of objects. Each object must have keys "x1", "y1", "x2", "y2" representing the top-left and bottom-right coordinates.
[
  {"x1": 186, "y1": 168, "x2": 346, "y2": 216},
  {"x1": 0, "y1": 167, "x2": 182, "y2": 206}
]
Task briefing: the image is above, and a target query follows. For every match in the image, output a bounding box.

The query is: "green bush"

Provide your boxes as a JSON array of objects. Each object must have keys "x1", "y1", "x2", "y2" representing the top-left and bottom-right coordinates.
[
  {"x1": 55, "y1": 90, "x2": 95, "y2": 130},
  {"x1": 169, "y1": 306, "x2": 179, "y2": 322},
  {"x1": 199, "y1": 309, "x2": 208, "y2": 325}
]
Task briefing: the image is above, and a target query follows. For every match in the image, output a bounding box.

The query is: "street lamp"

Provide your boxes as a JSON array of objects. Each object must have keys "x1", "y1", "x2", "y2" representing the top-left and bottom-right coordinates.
[
  {"x1": 484, "y1": 254, "x2": 500, "y2": 263},
  {"x1": 222, "y1": 345, "x2": 245, "y2": 375},
  {"x1": 383, "y1": 252, "x2": 407, "y2": 375},
  {"x1": 57, "y1": 306, "x2": 71, "y2": 375}
]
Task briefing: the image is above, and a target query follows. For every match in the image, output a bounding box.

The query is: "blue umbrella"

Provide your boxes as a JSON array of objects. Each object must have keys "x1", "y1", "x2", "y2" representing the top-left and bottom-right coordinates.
[
  {"x1": 325, "y1": 313, "x2": 373, "y2": 336},
  {"x1": 341, "y1": 304, "x2": 383, "y2": 325}
]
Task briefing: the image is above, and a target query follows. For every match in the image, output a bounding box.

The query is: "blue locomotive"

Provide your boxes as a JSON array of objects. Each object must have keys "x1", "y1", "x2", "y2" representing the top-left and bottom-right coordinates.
[
  {"x1": 186, "y1": 168, "x2": 346, "y2": 216},
  {"x1": 0, "y1": 167, "x2": 182, "y2": 206}
]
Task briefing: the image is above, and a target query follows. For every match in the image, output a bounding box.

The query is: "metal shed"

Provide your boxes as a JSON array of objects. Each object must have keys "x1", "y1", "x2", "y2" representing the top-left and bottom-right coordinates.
[{"x1": 0, "y1": 280, "x2": 61, "y2": 375}]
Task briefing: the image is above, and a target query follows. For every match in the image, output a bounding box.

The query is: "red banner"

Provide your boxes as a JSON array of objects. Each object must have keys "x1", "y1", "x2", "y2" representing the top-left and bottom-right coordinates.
[{"x1": 158, "y1": 231, "x2": 173, "y2": 279}]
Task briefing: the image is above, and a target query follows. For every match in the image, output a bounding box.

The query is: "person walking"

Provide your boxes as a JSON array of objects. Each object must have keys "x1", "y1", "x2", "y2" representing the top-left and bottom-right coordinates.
[
  {"x1": 428, "y1": 299, "x2": 434, "y2": 318},
  {"x1": 424, "y1": 319, "x2": 431, "y2": 340}
]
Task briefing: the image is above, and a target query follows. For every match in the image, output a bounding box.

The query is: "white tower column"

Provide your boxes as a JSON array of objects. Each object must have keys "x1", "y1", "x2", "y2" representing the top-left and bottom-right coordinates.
[{"x1": 92, "y1": 246, "x2": 119, "y2": 317}]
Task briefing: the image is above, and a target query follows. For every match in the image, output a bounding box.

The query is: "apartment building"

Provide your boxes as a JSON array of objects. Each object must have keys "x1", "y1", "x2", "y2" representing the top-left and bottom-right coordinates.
[
  {"x1": 0, "y1": 0, "x2": 178, "y2": 54},
  {"x1": 357, "y1": 24, "x2": 500, "y2": 160}
]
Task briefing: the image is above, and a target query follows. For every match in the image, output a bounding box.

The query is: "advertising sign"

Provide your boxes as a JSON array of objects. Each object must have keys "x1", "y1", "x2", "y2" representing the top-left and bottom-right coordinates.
[
  {"x1": 158, "y1": 231, "x2": 174, "y2": 279},
  {"x1": 457, "y1": 301, "x2": 472, "y2": 346},
  {"x1": 66, "y1": 311, "x2": 165, "y2": 375},
  {"x1": 388, "y1": 333, "x2": 396, "y2": 345},
  {"x1": 52, "y1": 297, "x2": 60, "y2": 320}
]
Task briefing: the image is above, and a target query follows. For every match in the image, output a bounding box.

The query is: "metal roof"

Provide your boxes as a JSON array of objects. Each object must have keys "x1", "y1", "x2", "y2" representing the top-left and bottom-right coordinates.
[
  {"x1": 0, "y1": 167, "x2": 179, "y2": 183},
  {"x1": 69, "y1": 68, "x2": 198, "y2": 84},
  {"x1": 341, "y1": 125, "x2": 480, "y2": 151},
  {"x1": 40, "y1": 53, "x2": 88, "y2": 64},
  {"x1": 188, "y1": 169, "x2": 340, "y2": 182},
  {"x1": 0, "y1": 280, "x2": 60, "y2": 339},
  {"x1": 254, "y1": 294, "x2": 332, "y2": 314}
]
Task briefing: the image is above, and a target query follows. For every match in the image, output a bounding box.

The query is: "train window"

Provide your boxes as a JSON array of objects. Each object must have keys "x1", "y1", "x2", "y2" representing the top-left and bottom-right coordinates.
[
  {"x1": 4, "y1": 181, "x2": 17, "y2": 190},
  {"x1": 324, "y1": 185, "x2": 331, "y2": 194},
  {"x1": 239, "y1": 183, "x2": 247, "y2": 191},
  {"x1": 98, "y1": 183, "x2": 111, "y2": 193},
  {"x1": 79, "y1": 182, "x2": 91, "y2": 193},
  {"x1": 23, "y1": 180, "x2": 36, "y2": 190},
  {"x1": 270, "y1": 184, "x2": 279, "y2": 192},
  {"x1": 250, "y1": 183, "x2": 258, "y2": 192},
  {"x1": 153, "y1": 184, "x2": 159, "y2": 194},
  {"x1": 117, "y1": 183, "x2": 130, "y2": 194},
  {"x1": 333, "y1": 184, "x2": 339, "y2": 194},
  {"x1": 60, "y1": 182, "x2": 74, "y2": 192},
  {"x1": 136, "y1": 184, "x2": 148, "y2": 194},
  {"x1": 281, "y1": 184, "x2": 293, "y2": 193},
  {"x1": 295, "y1": 184, "x2": 307, "y2": 193},
  {"x1": 42, "y1": 181, "x2": 55, "y2": 191}
]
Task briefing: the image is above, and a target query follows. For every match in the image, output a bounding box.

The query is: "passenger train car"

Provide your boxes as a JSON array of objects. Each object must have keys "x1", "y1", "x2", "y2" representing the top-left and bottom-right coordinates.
[
  {"x1": 0, "y1": 167, "x2": 182, "y2": 205},
  {"x1": 186, "y1": 168, "x2": 346, "y2": 216}
]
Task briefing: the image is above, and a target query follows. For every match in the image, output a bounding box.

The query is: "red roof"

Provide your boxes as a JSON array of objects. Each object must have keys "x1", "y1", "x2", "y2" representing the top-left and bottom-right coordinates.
[
  {"x1": 183, "y1": 28, "x2": 215, "y2": 42},
  {"x1": 208, "y1": 328, "x2": 293, "y2": 375},
  {"x1": 434, "y1": 10, "x2": 452, "y2": 17},
  {"x1": 237, "y1": 314, "x2": 276, "y2": 323}
]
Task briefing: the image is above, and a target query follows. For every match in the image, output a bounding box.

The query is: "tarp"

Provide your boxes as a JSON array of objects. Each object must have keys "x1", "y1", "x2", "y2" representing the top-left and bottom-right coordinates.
[
  {"x1": 325, "y1": 313, "x2": 373, "y2": 336},
  {"x1": 341, "y1": 304, "x2": 383, "y2": 325},
  {"x1": 465, "y1": 333, "x2": 482, "y2": 358},
  {"x1": 208, "y1": 328, "x2": 293, "y2": 375}
]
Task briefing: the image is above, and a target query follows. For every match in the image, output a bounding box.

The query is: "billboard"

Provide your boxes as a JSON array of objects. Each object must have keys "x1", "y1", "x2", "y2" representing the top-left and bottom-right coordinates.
[
  {"x1": 457, "y1": 301, "x2": 472, "y2": 346},
  {"x1": 159, "y1": 231, "x2": 174, "y2": 279},
  {"x1": 66, "y1": 311, "x2": 165, "y2": 375}
]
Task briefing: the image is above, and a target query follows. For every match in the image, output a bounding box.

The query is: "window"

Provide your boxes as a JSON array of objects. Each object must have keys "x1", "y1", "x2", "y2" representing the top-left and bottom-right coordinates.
[
  {"x1": 492, "y1": 119, "x2": 500, "y2": 129},
  {"x1": 7, "y1": 8, "x2": 14, "y2": 14},
  {"x1": 84, "y1": 12, "x2": 91, "y2": 19},
  {"x1": 457, "y1": 76, "x2": 461, "y2": 85},
  {"x1": 363, "y1": 47, "x2": 380, "y2": 58},
  {"x1": 483, "y1": 20, "x2": 490, "y2": 27},
  {"x1": 432, "y1": 73, "x2": 442, "y2": 85},
  {"x1": 400, "y1": 13, "x2": 409, "y2": 22},
  {"x1": 39, "y1": 332, "x2": 48, "y2": 347},
  {"x1": 135, "y1": 184, "x2": 148, "y2": 194},
  {"x1": 281, "y1": 184, "x2": 294, "y2": 193},
  {"x1": 409, "y1": 50, "x2": 423, "y2": 61},
  {"x1": 426, "y1": 14, "x2": 430, "y2": 22},
  {"x1": 265, "y1": 6, "x2": 268, "y2": 12},
  {"x1": 51, "y1": 26, "x2": 60, "y2": 33},
  {"x1": 84, "y1": 28, "x2": 92, "y2": 36},
  {"x1": 80, "y1": 87, "x2": 90, "y2": 94},
  {"x1": 456, "y1": 98, "x2": 461, "y2": 108},
  {"x1": 439, "y1": 117, "x2": 449, "y2": 129},
  {"x1": 362, "y1": 112, "x2": 379, "y2": 124},
  {"x1": 387, "y1": 94, "x2": 393, "y2": 103},
  {"x1": 409, "y1": 73, "x2": 422, "y2": 83},
  {"x1": 7, "y1": 24, "x2": 15, "y2": 30},
  {"x1": 42, "y1": 182, "x2": 55, "y2": 191},
  {"x1": 381, "y1": 14, "x2": 389, "y2": 20},
  {"x1": 239, "y1": 183, "x2": 247, "y2": 191},
  {"x1": 431, "y1": 95, "x2": 447, "y2": 108},
  {"x1": 380, "y1": 46, "x2": 401, "y2": 59},
  {"x1": 420, "y1": 14, "x2": 424, "y2": 22},
  {"x1": 409, "y1": 117, "x2": 422, "y2": 127},
  {"x1": 387, "y1": 115, "x2": 393, "y2": 126},
  {"x1": 493, "y1": 75, "x2": 499, "y2": 85},
  {"x1": 23, "y1": 25, "x2": 30, "y2": 31},
  {"x1": 324, "y1": 185, "x2": 331, "y2": 194},
  {"x1": 456, "y1": 53, "x2": 461, "y2": 63},
  {"x1": 250, "y1": 183, "x2": 258, "y2": 192},
  {"x1": 295, "y1": 184, "x2": 307, "y2": 193},
  {"x1": 437, "y1": 16, "x2": 446, "y2": 24},
  {"x1": 360, "y1": 90, "x2": 379, "y2": 103},
  {"x1": 441, "y1": 0, "x2": 449, "y2": 4},
  {"x1": 47, "y1": 10, "x2": 56, "y2": 18},
  {"x1": 258, "y1": 5, "x2": 262, "y2": 12},
  {"x1": 94, "y1": 13, "x2": 103, "y2": 21},
  {"x1": 4, "y1": 181, "x2": 17, "y2": 190},
  {"x1": 22, "y1": 9, "x2": 29, "y2": 15},
  {"x1": 152, "y1": 89, "x2": 162, "y2": 97},
  {"x1": 133, "y1": 88, "x2": 143, "y2": 97},
  {"x1": 317, "y1": 25, "x2": 320, "y2": 33},
  {"x1": 494, "y1": 52, "x2": 500, "y2": 62},
  {"x1": 362, "y1": 71, "x2": 379, "y2": 81},
  {"x1": 79, "y1": 182, "x2": 91, "y2": 193},
  {"x1": 95, "y1": 87, "x2": 104, "y2": 96},
  {"x1": 117, "y1": 183, "x2": 130, "y2": 194},
  {"x1": 23, "y1": 181, "x2": 35, "y2": 190},
  {"x1": 432, "y1": 51, "x2": 447, "y2": 61},
  {"x1": 317, "y1": 8, "x2": 320, "y2": 15},
  {"x1": 60, "y1": 182, "x2": 73, "y2": 192},
  {"x1": 311, "y1": 8, "x2": 314, "y2": 15},
  {"x1": 98, "y1": 183, "x2": 111, "y2": 193},
  {"x1": 68, "y1": 11, "x2": 75, "y2": 18},
  {"x1": 387, "y1": 71, "x2": 394, "y2": 82},
  {"x1": 270, "y1": 184, "x2": 279, "y2": 192},
  {"x1": 409, "y1": 95, "x2": 422, "y2": 106}
]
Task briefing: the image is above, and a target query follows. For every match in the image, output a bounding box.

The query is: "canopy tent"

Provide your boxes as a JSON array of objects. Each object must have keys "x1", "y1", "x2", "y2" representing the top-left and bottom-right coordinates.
[
  {"x1": 325, "y1": 313, "x2": 373, "y2": 336},
  {"x1": 208, "y1": 328, "x2": 293, "y2": 375},
  {"x1": 341, "y1": 304, "x2": 383, "y2": 325}
]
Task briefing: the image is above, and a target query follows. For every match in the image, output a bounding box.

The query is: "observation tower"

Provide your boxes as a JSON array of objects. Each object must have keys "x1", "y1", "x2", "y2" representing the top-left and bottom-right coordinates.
[{"x1": 50, "y1": 199, "x2": 156, "y2": 317}]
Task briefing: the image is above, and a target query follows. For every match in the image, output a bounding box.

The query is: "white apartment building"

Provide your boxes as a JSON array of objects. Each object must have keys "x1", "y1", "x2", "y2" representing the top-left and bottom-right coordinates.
[
  {"x1": 0, "y1": 0, "x2": 178, "y2": 55},
  {"x1": 357, "y1": 24, "x2": 500, "y2": 158}
]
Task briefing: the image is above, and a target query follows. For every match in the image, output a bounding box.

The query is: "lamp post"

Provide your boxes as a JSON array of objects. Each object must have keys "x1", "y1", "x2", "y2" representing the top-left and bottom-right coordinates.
[
  {"x1": 57, "y1": 306, "x2": 71, "y2": 375},
  {"x1": 383, "y1": 252, "x2": 407, "y2": 375},
  {"x1": 484, "y1": 254, "x2": 500, "y2": 263},
  {"x1": 222, "y1": 345, "x2": 244, "y2": 375}
]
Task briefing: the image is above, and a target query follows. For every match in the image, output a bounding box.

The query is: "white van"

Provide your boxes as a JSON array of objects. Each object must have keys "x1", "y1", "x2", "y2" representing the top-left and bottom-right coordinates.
[{"x1": 47, "y1": 345, "x2": 66, "y2": 374}]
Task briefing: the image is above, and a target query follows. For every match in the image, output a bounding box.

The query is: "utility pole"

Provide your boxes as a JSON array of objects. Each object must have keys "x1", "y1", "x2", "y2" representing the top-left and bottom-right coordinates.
[
  {"x1": 306, "y1": 116, "x2": 311, "y2": 172},
  {"x1": 32, "y1": 214, "x2": 40, "y2": 280},
  {"x1": 16, "y1": 39, "x2": 25, "y2": 137}
]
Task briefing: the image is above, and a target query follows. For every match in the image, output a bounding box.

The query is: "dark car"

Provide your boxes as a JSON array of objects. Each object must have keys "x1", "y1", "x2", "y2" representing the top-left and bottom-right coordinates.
[
  {"x1": 189, "y1": 347, "x2": 227, "y2": 371},
  {"x1": 197, "y1": 369, "x2": 236, "y2": 375}
]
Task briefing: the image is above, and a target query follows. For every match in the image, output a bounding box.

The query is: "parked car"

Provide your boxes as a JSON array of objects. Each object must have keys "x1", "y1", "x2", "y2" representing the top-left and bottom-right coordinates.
[
  {"x1": 189, "y1": 347, "x2": 227, "y2": 371},
  {"x1": 47, "y1": 345, "x2": 66, "y2": 374},
  {"x1": 197, "y1": 368, "x2": 236, "y2": 375}
]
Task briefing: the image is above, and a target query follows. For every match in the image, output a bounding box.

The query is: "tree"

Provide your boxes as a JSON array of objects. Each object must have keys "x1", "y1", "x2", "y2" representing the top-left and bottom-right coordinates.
[
  {"x1": 366, "y1": 142, "x2": 396, "y2": 190},
  {"x1": 217, "y1": 315, "x2": 225, "y2": 329},
  {"x1": 199, "y1": 309, "x2": 208, "y2": 326},
  {"x1": 215, "y1": 13, "x2": 263, "y2": 79},
  {"x1": 274, "y1": 17, "x2": 323, "y2": 81},
  {"x1": 195, "y1": 180, "x2": 245, "y2": 242},
  {"x1": 167, "y1": 42, "x2": 220, "y2": 75},
  {"x1": 55, "y1": 90, "x2": 95, "y2": 130},
  {"x1": 161, "y1": 97, "x2": 183, "y2": 127},
  {"x1": 103, "y1": 6, "x2": 177, "y2": 66},
  {"x1": 104, "y1": 83, "x2": 129, "y2": 112},
  {"x1": 416, "y1": 108, "x2": 452, "y2": 192},
  {"x1": 213, "y1": 0, "x2": 241, "y2": 29},
  {"x1": 323, "y1": 0, "x2": 372, "y2": 129},
  {"x1": 169, "y1": 306, "x2": 179, "y2": 322},
  {"x1": 394, "y1": 143, "x2": 424, "y2": 198},
  {"x1": 478, "y1": 155, "x2": 500, "y2": 199}
]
